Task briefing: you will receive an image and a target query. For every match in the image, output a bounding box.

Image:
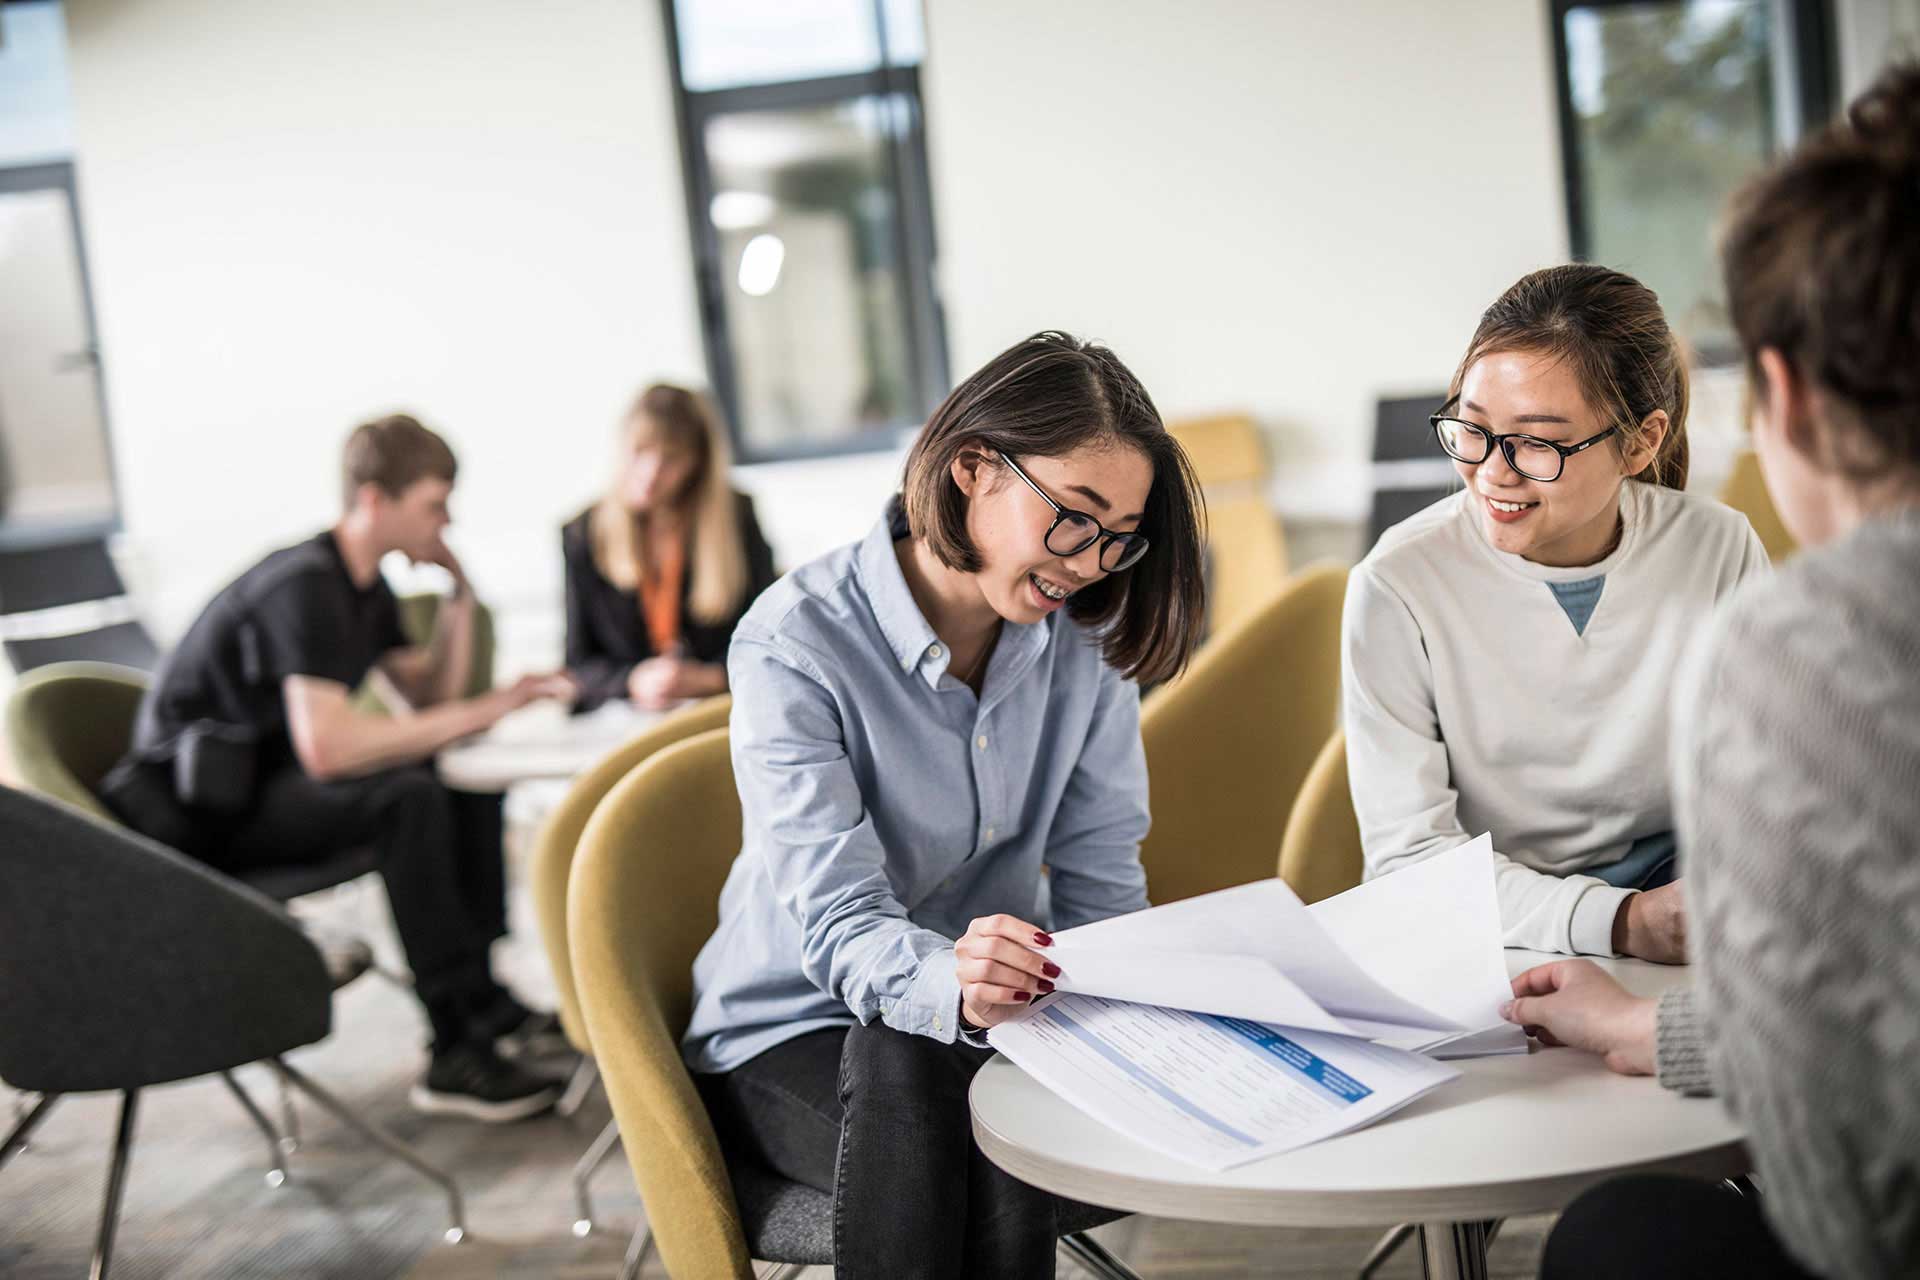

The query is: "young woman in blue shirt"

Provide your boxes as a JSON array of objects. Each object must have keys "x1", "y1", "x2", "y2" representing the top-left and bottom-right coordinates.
[{"x1": 683, "y1": 331, "x2": 1206, "y2": 1278}]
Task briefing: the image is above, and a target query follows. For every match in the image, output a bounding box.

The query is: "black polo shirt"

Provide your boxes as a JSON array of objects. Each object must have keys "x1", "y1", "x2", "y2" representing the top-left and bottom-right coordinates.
[{"x1": 131, "y1": 531, "x2": 409, "y2": 770}]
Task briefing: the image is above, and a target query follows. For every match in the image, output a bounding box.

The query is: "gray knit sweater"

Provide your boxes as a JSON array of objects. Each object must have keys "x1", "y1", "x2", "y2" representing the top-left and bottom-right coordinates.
[{"x1": 1654, "y1": 506, "x2": 1920, "y2": 1279}]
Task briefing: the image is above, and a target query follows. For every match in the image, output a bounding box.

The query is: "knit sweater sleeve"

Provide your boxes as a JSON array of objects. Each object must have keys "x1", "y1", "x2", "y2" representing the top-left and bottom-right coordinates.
[
  {"x1": 1672, "y1": 534, "x2": 1920, "y2": 1279},
  {"x1": 1652, "y1": 985, "x2": 1714, "y2": 1096}
]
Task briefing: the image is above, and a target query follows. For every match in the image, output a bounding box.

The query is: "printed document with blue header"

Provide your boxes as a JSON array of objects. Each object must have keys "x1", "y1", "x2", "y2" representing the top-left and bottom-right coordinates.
[{"x1": 987, "y1": 835, "x2": 1516, "y2": 1167}]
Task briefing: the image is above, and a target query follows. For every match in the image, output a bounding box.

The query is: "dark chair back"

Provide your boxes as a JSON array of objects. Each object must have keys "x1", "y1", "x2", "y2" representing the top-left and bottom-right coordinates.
[
  {"x1": 1367, "y1": 393, "x2": 1458, "y2": 551},
  {"x1": 0, "y1": 537, "x2": 161, "y2": 673},
  {"x1": 0, "y1": 785, "x2": 331, "y2": 1094}
]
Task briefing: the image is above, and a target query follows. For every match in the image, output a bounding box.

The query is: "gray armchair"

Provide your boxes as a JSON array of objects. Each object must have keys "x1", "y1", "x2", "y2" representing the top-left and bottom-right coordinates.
[{"x1": 0, "y1": 784, "x2": 464, "y2": 1278}]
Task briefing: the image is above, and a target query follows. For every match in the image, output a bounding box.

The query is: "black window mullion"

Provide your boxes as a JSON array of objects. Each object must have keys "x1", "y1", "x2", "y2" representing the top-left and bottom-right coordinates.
[{"x1": 661, "y1": 0, "x2": 948, "y2": 462}]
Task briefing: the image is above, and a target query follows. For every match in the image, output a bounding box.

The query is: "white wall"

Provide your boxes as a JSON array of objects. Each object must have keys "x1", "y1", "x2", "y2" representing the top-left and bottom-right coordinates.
[
  {"x1": 64, "y1": 0, "x2": 709, "y2": 664},
  {"x1": 60, "y1": 0, "x2": 1622, "y2": 673},
  {"x1": 920, "y1": 0, "x2": 1571, "y2": 518}
]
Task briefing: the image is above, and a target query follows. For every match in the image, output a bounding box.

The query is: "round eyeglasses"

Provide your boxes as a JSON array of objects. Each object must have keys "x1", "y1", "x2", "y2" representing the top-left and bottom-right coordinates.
[
  {"x1": 1000, "y1": 453, "x2": 1151, "y2": 572},
  {"x1": 1429, "y1": 408, "x2": 1619, "y2": 484}
]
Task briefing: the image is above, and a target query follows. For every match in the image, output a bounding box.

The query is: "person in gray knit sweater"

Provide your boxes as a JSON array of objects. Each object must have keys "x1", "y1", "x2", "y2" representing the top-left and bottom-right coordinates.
[{"x1": 1501, "y1": 61, "x2": 1920, "y2": 1280}]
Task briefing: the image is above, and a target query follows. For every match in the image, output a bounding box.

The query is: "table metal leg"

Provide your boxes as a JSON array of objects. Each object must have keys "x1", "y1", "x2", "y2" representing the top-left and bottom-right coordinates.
[{"x1": 1417, "y1": 1219, "x2": 1492, "y2": 1280}]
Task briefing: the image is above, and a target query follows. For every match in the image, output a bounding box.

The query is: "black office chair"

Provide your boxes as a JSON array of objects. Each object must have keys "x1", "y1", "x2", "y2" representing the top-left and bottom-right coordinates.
[
  {"x1": 0, "y1": 785, "x2": 464, "y2": 1279},
  {"x1": 1366, "y1": 393, "x2": 1458, "y2": 552},
  {"x1": 0, "y1": 536, "x2": 161, "y2": 673}
]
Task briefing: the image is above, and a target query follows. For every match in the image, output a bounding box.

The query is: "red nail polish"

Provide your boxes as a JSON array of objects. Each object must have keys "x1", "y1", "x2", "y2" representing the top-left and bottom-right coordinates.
[
  {"x1": 1038, "y1": 979, "x2": 1054, "y2": 993},
  {"x1": 1033, "y1": 931, "x2": 1054, "y2": 946},
  {"x1": 1013, "y1": 991, "x2": 1031, "y2": 1002},
  {"x1": 1042, "y1": 961, "x2": 1061, "y2": 978}
]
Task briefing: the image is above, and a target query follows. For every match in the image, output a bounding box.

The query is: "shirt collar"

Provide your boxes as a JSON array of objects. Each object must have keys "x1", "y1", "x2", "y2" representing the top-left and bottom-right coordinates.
[
  {"x1": 319, "y1": 529, "x2": 382, "y2": 600},
  {"x1": 855, "y1": 496, "x2": 1052, "y2": 692}
]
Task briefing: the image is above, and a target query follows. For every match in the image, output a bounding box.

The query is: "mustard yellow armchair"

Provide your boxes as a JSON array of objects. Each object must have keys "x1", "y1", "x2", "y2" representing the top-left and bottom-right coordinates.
[
  {"x1": 1719, "y1": 449, "x2": 1796, "y2": 562},
  {"x1": 567, "y1": 727, "x2": 781, "y2": 1279},
  {"x1": 1167, "y1": 414, "x2": 1290, "y2": 638},
  {"x1": 1139, "y1": 564, "x2": 1347, "y2": 904},
  {"x1": 1277, "y1": 729, "x2": 1364, "y2": 906},
  {"x1": 526, "y1": 695, "x2": 733, "y2": 1238}
]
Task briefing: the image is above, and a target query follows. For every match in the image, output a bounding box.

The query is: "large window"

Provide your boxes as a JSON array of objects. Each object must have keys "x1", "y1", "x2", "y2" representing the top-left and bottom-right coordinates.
[
  {"x1": 1550, "y1": 0, "x2": 1836, "y2": 359},
  {"x1": 663, "y1": 0, "x2": 947, "y2": 461}
]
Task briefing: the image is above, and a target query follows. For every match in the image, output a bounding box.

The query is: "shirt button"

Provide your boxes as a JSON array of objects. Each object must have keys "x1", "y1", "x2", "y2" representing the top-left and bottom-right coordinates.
[
  {"x1": 985, "y1": 827, "x2": 996, "y2": 842},
  {"x1": 929, "y1": 644, "x2": 943, "y2": 659},
  {"x1": 933, "y1": 1015, "x2": 943, "y2": 1031},
  {"x1": 976, "y1": 735, "x2": 988, "y2": 750}
]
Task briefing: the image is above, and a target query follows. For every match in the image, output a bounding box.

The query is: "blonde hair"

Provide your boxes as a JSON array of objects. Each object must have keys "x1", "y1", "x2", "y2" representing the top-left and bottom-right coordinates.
[{"x1": 589, "y1": 385, "x2": 748, "y2": 625}]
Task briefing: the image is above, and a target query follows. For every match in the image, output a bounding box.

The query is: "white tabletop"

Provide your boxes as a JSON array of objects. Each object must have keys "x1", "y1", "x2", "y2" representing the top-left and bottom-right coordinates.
[
  {"x1": 435, "y1": 701, "x2": 667, "y2": 792},
  {"x1": 969, "y1": 952, "x2": 1747, "y2": 1228}
]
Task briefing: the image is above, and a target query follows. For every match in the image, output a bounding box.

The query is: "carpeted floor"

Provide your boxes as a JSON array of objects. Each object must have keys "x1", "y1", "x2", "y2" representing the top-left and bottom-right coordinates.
[{"x1": 1, "y1": 871, "x2": 1552, "y2": 1279}]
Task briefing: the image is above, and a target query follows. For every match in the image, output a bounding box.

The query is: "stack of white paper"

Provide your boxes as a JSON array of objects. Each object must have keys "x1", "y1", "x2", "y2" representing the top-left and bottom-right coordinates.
[{"x1": 986, "y1": 835, "x2": 1520, "y2": 1168}]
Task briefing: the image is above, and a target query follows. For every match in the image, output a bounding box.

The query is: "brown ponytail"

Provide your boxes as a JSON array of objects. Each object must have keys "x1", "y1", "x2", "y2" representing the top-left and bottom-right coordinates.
[{"x1": 1451, "y1": 264, "x2": 1692, "y2": 491}]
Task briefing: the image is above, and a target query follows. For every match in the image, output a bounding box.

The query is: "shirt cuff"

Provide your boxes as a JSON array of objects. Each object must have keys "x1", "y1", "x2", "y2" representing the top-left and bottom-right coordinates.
[
  {"x1": 1569, "y1": 882, "x2": 1638, "y2": 956},
  {"x1": 889, "y1": 945, "x2": 962, "y2": 1044},
  {"x1": 1654, "y1": 986, "x2": 1715, "y2": 1096},
  {"x1": 957, "y1": 1000, "x2": 994, "y2": 1049}
]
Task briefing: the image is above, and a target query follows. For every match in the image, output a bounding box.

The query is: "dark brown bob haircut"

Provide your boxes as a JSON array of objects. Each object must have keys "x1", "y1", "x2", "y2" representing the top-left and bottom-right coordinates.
[
  {"x1": 901, "y1": 330, "x2": 1206, "y2": 685},
  {"x1": 1720, "y1": 58, "x2": 1920, "y2": 476},
  {"x1": 342, "y1": 414, "x2": 457, "y2": 511}
]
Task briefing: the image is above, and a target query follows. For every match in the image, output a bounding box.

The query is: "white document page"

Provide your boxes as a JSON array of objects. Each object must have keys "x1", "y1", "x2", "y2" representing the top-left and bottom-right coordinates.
[
  {"x1": 1048, "y1": 882, "x2": 1458, "y2": 1035},
  {"x1": 1308, "y1": 835, "x2": 1526, "y2": 1055},
  {"x1": 1042, "y1": 834, "x2": 1521, "y2": 1054},
  {"x1": 988, "y1": 993, "x2": 1460, "y2": 1170}
]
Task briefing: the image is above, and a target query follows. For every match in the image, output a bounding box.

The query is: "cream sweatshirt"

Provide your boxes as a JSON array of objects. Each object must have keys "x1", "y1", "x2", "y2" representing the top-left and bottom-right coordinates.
[{"x1": 1342, "y1": 481, "x2": 1768, "y2": 955}]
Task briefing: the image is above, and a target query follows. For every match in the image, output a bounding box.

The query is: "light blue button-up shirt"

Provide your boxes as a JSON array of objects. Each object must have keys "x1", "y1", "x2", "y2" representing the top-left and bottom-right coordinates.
[{"x1": 682, "y1": 499, "x2": 1152, "y2": 1074}]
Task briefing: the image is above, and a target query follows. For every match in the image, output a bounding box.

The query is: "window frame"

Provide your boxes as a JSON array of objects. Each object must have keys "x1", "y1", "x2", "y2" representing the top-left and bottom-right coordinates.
[
  {"x1": 1547, "y1": 0, "x2": 1839, "y2": 365},
  {"x1": 659, "y1": 0, "x2": 950, "y2": 463},
  {"x1": 0, "y1": 159, "x2": 123, "y2": 550}
]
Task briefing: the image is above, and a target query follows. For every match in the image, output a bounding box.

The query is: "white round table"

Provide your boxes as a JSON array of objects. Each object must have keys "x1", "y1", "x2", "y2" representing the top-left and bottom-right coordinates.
[
  {"x1": 435, "y1": 701, "x2": 667, "y2": 793},
  {"x1": 970, "y1": 952, "x2": 1747, "y2": 1279}
]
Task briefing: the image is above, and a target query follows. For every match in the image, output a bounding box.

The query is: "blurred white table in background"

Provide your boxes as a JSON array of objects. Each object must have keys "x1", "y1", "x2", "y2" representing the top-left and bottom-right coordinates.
[{"x1": 437, "y1": 701, "x2": 666, "y2": 795}]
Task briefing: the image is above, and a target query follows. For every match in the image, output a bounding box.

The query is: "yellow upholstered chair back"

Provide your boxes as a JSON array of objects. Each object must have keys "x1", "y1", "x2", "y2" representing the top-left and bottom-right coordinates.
[
  {"x1": 531, "y1": 694, "x2": 732, "y2": 1055},
  {"x1": 568, "y1": 727, "x2": 753, "y2": 1280},
  {"x1": 4, "y1": 661, "x2": 147, "y2": 822},
  {"x1": 1139, "y1": 564, "x2": 1347, "y2": 903},
  {"x1": 1168, "y1": 415, "x2": 1289, "y2": 637},
  {"x1": 1277, "y1": 729, "x2": 1364, "y2": 905},
  {"x1": 1719, "y1": 449, "x2": 1796, "y2": 562}
]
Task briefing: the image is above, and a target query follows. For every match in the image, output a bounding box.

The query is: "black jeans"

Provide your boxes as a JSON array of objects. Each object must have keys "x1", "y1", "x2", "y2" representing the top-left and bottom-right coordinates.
[
  {"x1": 699, "y1": 1023, "x2": 1061, "y2": 1280},
  {"x1": 1542, "y1": 1175, "x2": 1816, "y2": 1279},
  {"x1": 110, "y1": 759, "x2": 508, "y2": 1047}
]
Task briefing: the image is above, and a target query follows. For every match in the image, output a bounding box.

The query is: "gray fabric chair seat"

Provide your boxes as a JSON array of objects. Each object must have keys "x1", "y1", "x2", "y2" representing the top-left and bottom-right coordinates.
[
  {"x1": 727, "y1": 1149, "x2": 1128, "y2": 1267},
  {"x1": 729, "y1": 1155, "x2": 834, "y2": 1265}
]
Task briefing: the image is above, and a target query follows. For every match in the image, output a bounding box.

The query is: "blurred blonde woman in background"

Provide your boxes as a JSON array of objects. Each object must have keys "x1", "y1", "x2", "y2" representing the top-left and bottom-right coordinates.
[{"x1": 562, "y1": 384, "x2": 777, "y2": 711}]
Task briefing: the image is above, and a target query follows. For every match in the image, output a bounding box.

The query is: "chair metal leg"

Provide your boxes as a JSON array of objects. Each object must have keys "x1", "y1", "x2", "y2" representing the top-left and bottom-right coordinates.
[
  {"x1": 1359, "y1": 1222, "x2": 1415, "y2": 1279},
  {"x1": 1, "y1": 1092, "x2": 60, "y2": 1171},
  {"x1": 558, "y1": 1055, "x2": 600, "y2": 1119},
  {"x1": 219, "y1": 1072, "x2": 289, "y2": 1188},
  {"x1": 89, "y1": 1090, "x2": 140, "y2": 1280},
  {"x1": 276, "y1": 1072, "x2": 301, "y2": 1156},
  {"x1": 268, "y1": 1057, "x2": 467, "y2": 1244},
  {"x1": 617, "y1": 1222, "x2": 652, "y2": 1280},
  {"x1": 754, "y1": 1265, "x2": 806, "y2": 1280},
  {"x1": 1060, "y1": 1229, "x2": 1145, "y2": 1280},
  {"x1": 571, "y1": 1116, "x2": 623, "y2": 1237}
]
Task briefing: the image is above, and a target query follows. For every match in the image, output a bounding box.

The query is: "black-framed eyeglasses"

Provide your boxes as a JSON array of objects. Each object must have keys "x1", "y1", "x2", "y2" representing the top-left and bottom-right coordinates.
[
  {"x1": 1000, "y1": 453, "x2": 1151, "y2": 573},
  {"x1": 1429, "y1": 397, "x2": 1619, "y2": 483}
]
